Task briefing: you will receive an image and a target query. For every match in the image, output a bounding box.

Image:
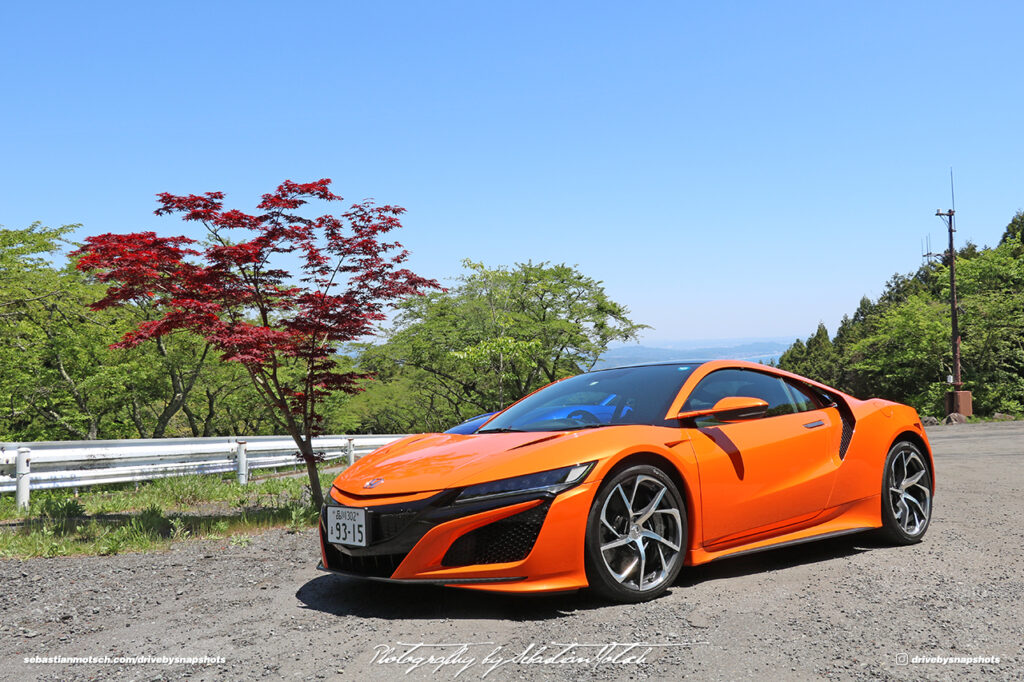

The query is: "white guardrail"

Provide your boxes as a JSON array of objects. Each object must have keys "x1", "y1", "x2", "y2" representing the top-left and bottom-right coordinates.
[{"x1": 0, "y1": 434, "x2": 406, "y2": 509}]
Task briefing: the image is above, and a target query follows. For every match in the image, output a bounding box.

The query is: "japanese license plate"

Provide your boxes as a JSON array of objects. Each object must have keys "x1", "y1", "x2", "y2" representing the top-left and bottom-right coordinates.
[{"x1": 326, "y1": 506, "x2": 367, "y2": 547}]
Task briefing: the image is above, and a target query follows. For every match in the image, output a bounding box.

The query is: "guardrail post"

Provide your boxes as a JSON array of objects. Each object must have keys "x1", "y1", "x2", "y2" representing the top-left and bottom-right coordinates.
[
  {"x1": 236, "y1": 441, "x2": 248, "y2": 485},
  {"x1": 346, "y1": 438, "x2": 355, "y2": 467},
  {"x1": 16, "y1": 447, "x2": 31, "y2": 510}
]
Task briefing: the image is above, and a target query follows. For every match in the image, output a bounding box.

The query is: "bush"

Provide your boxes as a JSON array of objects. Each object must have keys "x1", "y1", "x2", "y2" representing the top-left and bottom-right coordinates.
[{"x1": 39, "y1": 496, "x2": 85, "y2": 520}]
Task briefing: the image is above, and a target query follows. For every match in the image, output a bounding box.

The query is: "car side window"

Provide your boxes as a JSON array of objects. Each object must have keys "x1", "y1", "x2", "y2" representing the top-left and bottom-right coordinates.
[
  {"x1": 783, "y1": 380, "x2": 821, "y2": 413},
  {"x1": 682, "y1": 369, "x2": 799, "y2": 423}
]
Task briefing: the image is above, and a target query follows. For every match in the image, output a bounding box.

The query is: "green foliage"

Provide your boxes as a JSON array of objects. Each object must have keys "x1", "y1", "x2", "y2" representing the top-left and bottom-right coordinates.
[
  {"x1": 1001, "y1": 210, "x2": 1024, "y2": 245},
  {"x1": 170, "y1": 516, "x2": 192, "y2": 540},
  {"x1": 343, "y1": 260, "x2": 646, "y2": 433},
  {"x1": 779, "y1": 224, "x2": 1024, "y2": 417},
  {"x1": 38, "y1": 495, "x2": 85, "y2": 520},
  {"x1": 954, "y1": 235, "x2": 1024, "y2": 414},
  {"x1": 229, "y1": 534, "x2": 252, "y2": 548},
  {"x1": 0, "y1": 223, "x2": 280, "y2": 441},
  {"x1": 778, "y1": 323, "x2": 837, "y2": 387},
  {"x1": 849, "y1": 295, "x2": 951, "y2": 414},
  {"x1": 4, "y1": 227, "x2": 648, "y2": 440},
  {"x1": 133, "y1": 504, "x2": 171, "y2": 536}
]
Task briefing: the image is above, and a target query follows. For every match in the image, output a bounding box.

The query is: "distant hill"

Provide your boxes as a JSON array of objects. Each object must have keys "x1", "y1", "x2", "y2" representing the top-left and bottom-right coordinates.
[{"x1": 594, "y1": 340, "x2": 790, "y2": 369}]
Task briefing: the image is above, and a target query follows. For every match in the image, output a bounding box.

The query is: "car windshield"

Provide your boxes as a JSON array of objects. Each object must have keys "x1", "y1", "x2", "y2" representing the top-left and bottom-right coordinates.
[{"x1": 478, "y1": 364, "x2": 699, "y2": 433}]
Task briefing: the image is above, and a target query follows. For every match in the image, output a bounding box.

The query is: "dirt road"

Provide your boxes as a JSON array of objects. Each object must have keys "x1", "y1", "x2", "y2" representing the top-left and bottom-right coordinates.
[{"x1": 2, "y1": 422, "x2": 1022, "y2": 681}]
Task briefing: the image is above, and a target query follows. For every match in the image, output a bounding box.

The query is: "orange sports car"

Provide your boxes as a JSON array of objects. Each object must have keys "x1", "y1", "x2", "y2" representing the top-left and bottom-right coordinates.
[{"x1": 318, "y1": 360, "x2": 934, "y2": 602}]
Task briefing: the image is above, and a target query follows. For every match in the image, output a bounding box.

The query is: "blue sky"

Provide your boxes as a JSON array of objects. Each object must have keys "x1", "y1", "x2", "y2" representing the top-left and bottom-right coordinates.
[{"x1": 3, "y1": 2, "x2": 1022, "y2": 345}]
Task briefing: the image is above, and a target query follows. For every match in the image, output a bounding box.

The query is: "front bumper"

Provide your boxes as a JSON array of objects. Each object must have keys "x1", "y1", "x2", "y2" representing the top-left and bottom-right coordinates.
[{"x1": 318, "y1": 481, "x2": 597, "y2": 593}]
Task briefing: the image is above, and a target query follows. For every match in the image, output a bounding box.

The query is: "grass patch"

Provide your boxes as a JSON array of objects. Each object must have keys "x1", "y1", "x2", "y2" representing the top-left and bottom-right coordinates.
[{"x1": 0, "y1": 467, "x2": 339, "y2": 559}]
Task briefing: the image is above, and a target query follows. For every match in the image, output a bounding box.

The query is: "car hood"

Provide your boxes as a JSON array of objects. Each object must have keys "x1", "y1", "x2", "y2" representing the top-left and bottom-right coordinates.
[{"x1": 333, "y1": 430, "x2": 586, "y2": 496}]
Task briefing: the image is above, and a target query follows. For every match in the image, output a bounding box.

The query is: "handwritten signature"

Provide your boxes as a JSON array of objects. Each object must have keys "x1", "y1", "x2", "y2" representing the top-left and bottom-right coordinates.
[{"x1": 369, "y1": 640, "x2": 704, "y2": 677}]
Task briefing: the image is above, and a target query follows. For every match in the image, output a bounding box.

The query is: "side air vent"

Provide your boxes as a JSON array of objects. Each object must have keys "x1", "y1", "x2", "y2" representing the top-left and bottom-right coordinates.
[
  {"x1": 806, "y1": 384, "x2": 857, "y2": 460},
  {"x1": 836, "y1": 402, "x2": 856, "y2": 459}
]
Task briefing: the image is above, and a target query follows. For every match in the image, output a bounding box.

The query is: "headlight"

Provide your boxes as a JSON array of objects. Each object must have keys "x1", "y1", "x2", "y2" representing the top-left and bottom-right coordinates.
[{"x1": 455, "y1": 462, "x2": 596, "y2": 503}]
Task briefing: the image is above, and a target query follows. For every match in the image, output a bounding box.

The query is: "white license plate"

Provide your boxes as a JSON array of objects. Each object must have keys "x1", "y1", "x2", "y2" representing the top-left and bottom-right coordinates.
[{"x1": 326, "y1": 506, "x2": 368, "y2": 547}]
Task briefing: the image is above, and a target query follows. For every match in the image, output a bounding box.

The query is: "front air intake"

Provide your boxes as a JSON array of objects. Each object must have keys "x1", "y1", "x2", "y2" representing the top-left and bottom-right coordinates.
[
  {"x1": 322, "y1": 538, "x2": 407, "y2": 578},
  {"x1": 441, "y1": 502, "x2": 550, "y2": 567}
]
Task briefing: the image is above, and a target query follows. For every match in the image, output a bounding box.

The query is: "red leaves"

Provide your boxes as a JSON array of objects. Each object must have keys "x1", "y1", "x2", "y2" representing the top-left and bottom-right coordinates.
[
  {"x1": 206, "y1": 241, "x2": 263, "y2": 266},
  {"x1": 72, "y1": 232, "x2": 202, "y2": 310},
  {"x1": 257, "y1": 179, "x2": 340, "y2": 210},
  {"x1": 155, "y1": 191, "x2": 225, "y2": 222},
  {"x1": 214, "y1": 323, "x2": 294, "y2": 364},
  {"x1": 74, "y1": 179, "x2": 441, "y2": 441}
]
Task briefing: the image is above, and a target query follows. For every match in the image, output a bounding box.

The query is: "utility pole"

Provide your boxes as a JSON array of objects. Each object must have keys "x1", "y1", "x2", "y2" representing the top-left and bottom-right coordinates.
[
  {"x1": 935, "y1": 170, "x2": 972, "y2": 417},
  {"x1": 935, "y1": 207, "x2": 961, "y2": 386}
]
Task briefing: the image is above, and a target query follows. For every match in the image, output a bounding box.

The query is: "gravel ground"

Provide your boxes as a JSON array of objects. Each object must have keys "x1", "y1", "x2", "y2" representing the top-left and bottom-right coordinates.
[{"x1": 2, "y1": 422, "x2": 1022, "y2": 681}]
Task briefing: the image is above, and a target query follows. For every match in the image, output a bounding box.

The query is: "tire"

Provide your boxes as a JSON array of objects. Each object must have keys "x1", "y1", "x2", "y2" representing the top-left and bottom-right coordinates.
[
  {"x1": 878, "y1": 440, "x2": 933, "y2": 545},
  {"x1": 584, "y1": 464, "x2": 687, "y2": 603}
]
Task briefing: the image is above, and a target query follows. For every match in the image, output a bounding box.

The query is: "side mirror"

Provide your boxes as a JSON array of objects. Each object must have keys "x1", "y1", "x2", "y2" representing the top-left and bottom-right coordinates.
[{"x1": 677, "y1": 396, "x2": 769, "y2": 423}]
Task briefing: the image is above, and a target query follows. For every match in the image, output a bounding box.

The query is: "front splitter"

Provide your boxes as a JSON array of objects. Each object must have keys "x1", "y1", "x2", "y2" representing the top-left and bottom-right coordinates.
[{"x1": 316, "y1": 561, "x2": 526, "y2": 585}]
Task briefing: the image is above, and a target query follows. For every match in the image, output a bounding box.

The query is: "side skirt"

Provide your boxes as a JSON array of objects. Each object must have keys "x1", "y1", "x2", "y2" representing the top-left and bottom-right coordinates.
[{"x1": 706, "y1": 527, "x2": 873, "y2": 563}]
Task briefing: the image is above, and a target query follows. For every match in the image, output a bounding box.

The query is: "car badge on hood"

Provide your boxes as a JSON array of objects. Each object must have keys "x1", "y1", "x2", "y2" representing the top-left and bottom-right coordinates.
[{"x1": 363, "y1": 477, "x2": 384, "y2": 489}]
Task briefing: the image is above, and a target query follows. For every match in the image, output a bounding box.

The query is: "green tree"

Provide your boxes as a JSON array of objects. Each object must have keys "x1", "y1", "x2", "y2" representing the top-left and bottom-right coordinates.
[
  {"x1": 1001, "y1": 210, "x2": 1024, "y2": 244},
  {"x1": 848, "y1": 294, "x2": 950, "y2": 412},
  {"x1": 0, "y1": 223, "x2": 277, "y2": 441},
  {"x1": 947, "y1": 236, "x2": 1024, "y2": 414},
  {"x1": 778, "y1": 322, "x2": 837, "y2": 387},
  {"x1": 349, "y1": 260, "x2": 646, "y2": 433},
  {"x1": 0, "y1": 223, "x2": 133, "y2": 439},
  {"x1": 778, "y1": 212, "x2": 1024, "y2": 417}
]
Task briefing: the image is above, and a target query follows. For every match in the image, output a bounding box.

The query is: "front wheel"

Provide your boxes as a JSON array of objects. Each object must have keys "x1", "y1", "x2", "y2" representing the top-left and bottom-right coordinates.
[
  {"x1": 878, "y1": 441, "x2": 933, "y2": 545},
  {"x1": 584, "y1": 465, "x2": 687, "y2": 602}
]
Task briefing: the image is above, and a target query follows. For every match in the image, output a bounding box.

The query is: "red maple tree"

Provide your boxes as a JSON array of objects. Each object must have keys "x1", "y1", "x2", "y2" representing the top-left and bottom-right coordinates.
[{"x1": 74, "y1": 179, "x2": 440, "y2": 507}]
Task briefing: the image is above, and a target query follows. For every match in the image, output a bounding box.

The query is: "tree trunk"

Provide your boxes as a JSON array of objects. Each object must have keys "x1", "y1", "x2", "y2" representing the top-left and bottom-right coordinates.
[
  {"x1": 182, "y1": 404, "x2": 201, "y2": 437},
  {"x1": 297, "y1": 440, "x2": 325, "y2": 509},
  {"x1": 249, "y1": 366, "x2": 325, "y2": 508}
]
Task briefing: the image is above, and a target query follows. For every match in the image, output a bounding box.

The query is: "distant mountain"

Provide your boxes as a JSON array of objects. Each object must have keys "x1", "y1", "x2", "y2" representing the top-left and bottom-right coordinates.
[{"x1": 594, "y1": 340, "x2": 790, "y2": 369}]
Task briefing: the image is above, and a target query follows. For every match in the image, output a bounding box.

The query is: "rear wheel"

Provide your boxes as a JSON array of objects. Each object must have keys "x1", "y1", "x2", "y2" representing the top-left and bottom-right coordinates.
[
  {"x1": 879, "y1": 441, "x2": 933, "y2": 544},
  {"x1": 584, "y1": 465, "x2": 687, "y2": 602}
]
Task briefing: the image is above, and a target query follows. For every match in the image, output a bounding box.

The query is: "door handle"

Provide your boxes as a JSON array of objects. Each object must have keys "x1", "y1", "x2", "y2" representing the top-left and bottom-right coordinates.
[{"x1": 803, "y1": 420, "x2": 825, "y2": 429}]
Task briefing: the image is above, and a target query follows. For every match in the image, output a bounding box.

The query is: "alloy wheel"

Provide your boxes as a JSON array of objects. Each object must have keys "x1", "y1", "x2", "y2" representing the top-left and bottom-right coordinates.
[
  {"x1": 597, "y1": 474, "x2": 684, "y2": 592},
  {"x1": 887, "y1": 446, "x2": 931, "y2": 536}
]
